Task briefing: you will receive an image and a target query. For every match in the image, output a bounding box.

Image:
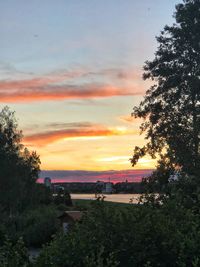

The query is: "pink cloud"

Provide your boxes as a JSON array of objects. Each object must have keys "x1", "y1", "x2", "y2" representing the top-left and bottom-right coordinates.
[
  {"x1": 0, "y1": 68, "x2": 146, "y2": 103},
  {"x1": 0, "y1": 83, "x2": 143, "y2": 103}
]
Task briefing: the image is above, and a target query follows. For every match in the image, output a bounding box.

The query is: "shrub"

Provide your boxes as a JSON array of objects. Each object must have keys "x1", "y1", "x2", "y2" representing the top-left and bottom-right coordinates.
[
  {"x1": 35, "y1": 192, "x2": 200, "y2": 267},
  {"x1": 0, "y1": 237, "x2": 30, "y2": 267}
]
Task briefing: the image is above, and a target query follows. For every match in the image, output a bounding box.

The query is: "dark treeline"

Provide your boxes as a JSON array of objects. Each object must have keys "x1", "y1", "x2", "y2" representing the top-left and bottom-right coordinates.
[{"x1": 52, "y1": 182, "x2": 145, "y2": 194}]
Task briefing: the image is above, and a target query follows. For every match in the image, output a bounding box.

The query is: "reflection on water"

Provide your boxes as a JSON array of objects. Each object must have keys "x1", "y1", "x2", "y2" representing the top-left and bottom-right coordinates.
[{"x1": 71, "y1": 194, "x2": 141, "y2": 204}]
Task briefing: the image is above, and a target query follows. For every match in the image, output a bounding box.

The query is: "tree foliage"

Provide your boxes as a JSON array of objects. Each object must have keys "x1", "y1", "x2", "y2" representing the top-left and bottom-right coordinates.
[
  {"x1": 0, "y1": 106, "x2": 41, "y2": 214},
  {"x1": 0, "y1": 237, "x2": 30, "y2": 267},
  {"x1": 131, "y1": 0, "x2": 200, "y2": 176}
]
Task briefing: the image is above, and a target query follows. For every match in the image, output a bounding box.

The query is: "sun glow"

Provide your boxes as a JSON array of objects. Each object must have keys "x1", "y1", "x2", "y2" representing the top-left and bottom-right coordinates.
[
  {"x1": 96, "y1": 156, "x2": 130, "y2": 162},
  {"x1": 63, "y1": 136, "x2": 105, "y2": 141}
]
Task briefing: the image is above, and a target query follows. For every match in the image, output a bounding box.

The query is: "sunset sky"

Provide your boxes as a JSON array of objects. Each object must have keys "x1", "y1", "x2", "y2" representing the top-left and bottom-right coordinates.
[{"x1": 0, "y1": 0, "x2": 179, "y2": 171}]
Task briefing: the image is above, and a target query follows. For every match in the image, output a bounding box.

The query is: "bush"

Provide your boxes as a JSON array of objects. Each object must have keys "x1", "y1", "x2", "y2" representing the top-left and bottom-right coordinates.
[
  {"x1": 35, "y1": 186, "x2": 200, "y2": 267},
  {"x1": 0, "y1": 205, "x2": 60, "y2": 248},
  {"x1": 0, "y1": 237, "x2": 30, "y2": 267},
  {"x1": 18, "y1": 205, "x2": 60, "y2": 247}
]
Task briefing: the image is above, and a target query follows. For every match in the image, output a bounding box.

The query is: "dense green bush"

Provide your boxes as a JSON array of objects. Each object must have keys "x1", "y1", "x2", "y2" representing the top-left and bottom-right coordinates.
[
  {"x1": 0, "y1": 237, "x2": 30, "y2": 267},
  {"x1": 19, "y1": 206, "x2": 60, "y2": 247},
  {"x1": 53, "y1": 191, "x2": 72, "y2": 207},
  {"x1": 0, "y1": 205, "x2": 60, "y2": 248}
]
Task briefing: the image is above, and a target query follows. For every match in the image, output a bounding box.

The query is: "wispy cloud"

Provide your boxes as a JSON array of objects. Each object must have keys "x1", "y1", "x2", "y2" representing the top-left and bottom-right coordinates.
[
  {"x1": 96, "y1": 155, "x2": 130, "y2": 162},
  {"x1": 0, "y1": 67, "x2": 146, "y2": 103},
  {"x1": 24, "y1": 124, "x2": 137, "y2": 146},
  {"x1": 0, "y1": 83, "x2": 142, "y2": 103},
  {"x1": 86, "y1": 68, "x2": 142, "y2": 80},
  {"x1": 23, "y1": 122, "x2": 95, "y2": 134},
  {"x1": 118, "y1": 114, "x2": 142, "y2": 123},
  {"x1": 43, "y1": 122, "x2": 94, "y2": 129}
]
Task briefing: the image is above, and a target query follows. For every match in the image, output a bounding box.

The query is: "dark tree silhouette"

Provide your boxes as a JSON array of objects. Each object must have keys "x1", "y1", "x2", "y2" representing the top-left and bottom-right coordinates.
[
  {"x1": 0, "y1": 106, "x2": 41, "y2": 215},
  {"x1": 131, "y1": 0, "x2": 200, "y2": 176}
]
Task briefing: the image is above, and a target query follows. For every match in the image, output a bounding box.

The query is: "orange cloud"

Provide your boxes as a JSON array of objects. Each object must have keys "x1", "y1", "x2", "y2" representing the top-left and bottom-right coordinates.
[
  {"x1": 0, "y1": 83, "x2": 143, "y2": 103},
  {"x1": 0, "y1": 67, "x2": 146, "y2": 103},
  {"x1": 24, "y1": 124, "x2": 138, "y2": 146}
]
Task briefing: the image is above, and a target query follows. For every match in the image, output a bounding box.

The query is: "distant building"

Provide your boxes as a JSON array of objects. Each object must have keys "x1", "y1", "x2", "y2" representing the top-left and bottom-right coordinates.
[
  {"x1": 102, "y1": 182, "x2": 113, "y2": 194},
  {"x1": 58, "y1": 211, "x2": 83, "y2": 233},
  {"x1": 44, "y1": 177, "x2": 51, "y2": 187}
]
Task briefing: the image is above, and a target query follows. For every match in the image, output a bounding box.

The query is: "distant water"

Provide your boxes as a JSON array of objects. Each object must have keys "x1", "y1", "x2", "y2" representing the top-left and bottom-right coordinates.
[
  {"x1": 38, "y1": 169, "x2": 153, "y2": 184},
  {"x1": 71, "y1": 193, "x2": 141, "y2": 204}
]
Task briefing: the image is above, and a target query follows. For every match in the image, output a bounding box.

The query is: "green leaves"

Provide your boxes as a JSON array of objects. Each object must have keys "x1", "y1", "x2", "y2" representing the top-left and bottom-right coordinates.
[
  {"x1": 0, "y1": 237, "x2": 30, "y2": 267},
  {"x1": 131, "y1": 0, "x2": 200, "y2": 176},
  {"x1": 0, "y1": 107, "x2": 41, "y2": 214}
]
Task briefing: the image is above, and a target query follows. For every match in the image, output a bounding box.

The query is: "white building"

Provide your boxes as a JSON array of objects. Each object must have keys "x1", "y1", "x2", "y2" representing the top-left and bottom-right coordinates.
[{"x1": 102, "y1": 182, "x2": 113, "y2": 194}]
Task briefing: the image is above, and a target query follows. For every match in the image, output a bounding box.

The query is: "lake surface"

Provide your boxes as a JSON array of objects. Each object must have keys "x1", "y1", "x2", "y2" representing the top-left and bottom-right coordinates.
[{"x1": 71, "y1": 194, "x2": 141, "y2": 204}]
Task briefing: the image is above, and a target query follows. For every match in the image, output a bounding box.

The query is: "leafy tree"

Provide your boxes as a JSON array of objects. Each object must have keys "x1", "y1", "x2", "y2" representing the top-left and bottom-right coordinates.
[
  {"x1": 0, "y1": 106, "x2": 41, "y2": 215},
  {"x1": 0, "y1": 237, "x2": 30, "y2": 267},
  {"x1": 32, "y1": 184, "x2": 52, "y2": 206},
  {"x1": 53, "y1": 187, "x2": 72, "y2": 206},
  {"x1": 131, "y1": 0, "x2": 200, "y2": 176},
  {"x1": 18, "y1": 205, "x2": 60, "y2": 247}
]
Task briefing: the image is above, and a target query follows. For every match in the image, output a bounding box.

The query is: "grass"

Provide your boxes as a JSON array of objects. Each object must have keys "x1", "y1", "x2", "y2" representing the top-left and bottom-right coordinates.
[{"x1": 72, "y1": 199, "x2": 131, "y2": 210}]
